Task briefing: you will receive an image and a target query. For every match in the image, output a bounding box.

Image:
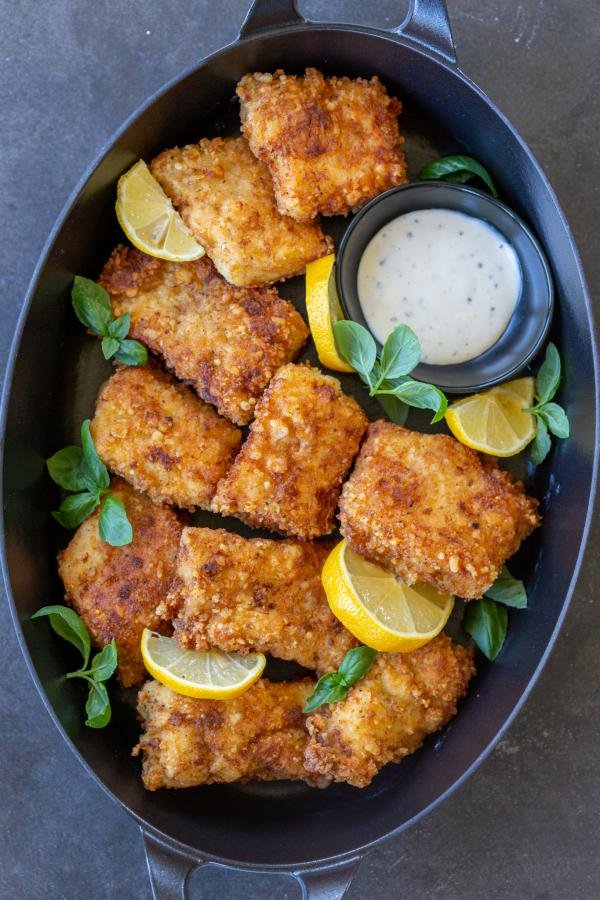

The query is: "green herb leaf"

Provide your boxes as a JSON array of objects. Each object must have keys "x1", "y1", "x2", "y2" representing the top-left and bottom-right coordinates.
[
  {"x1": 90, "y1": 639, "x2": 118, "y2": 682},
  {"x1": 538, "y1": 402, "x2": 570, "y2": 439},
  {"x1": 388, "y1": 378, "x2": 448, "y2": 423},
  {"x1": 71, "y1": 276, "x2": 114, "y2": 336},
  {"x1": 484, "y1": 566, "x2": 527, "y2": 609},
  {"x1": 32, "y1": 605, "x2": 91, "y2": 667},
  {"x1": 302, "y1": 672, "x2": 348, "y2": 714},
  {"x1": 113, "y1": 338, "x2": 148, "y2": 367},
  {"x1": 101, "y1": 336, "x2": 120, "y2": 360},
  {"x1": 535, "y1": 342, "x2": 561, "y2": 404},
  {"x1": 379, "y1": 325, "x2": 421, "y2": 381},
  {"x1": 530, "y1": 416, "x2": 552, "y2": 465},
  {"x1": 85, "y1": 681, "x2": 112, "y2": 728},
  {"x1": 46, "y1": 446, "x2": 90, "y2": 492},
  {"x1": 106, "y1": 313, "x2": 131, "y2": 341},
  {"x1": 462, "y1": 597, "x2": 508, "y2": 661},
  {"x1": 302, "y1": 645, "x2": 377, "y2": 713},
  {"x1": 99, "y1": 495, "x2": 132, "y2": 546},
  {"x1": 333, "y1": 320, "x2": 377, "y2": 381},
  {"x1": 418, "y1": 155, "x2": 498, "y2": 198},
  {"x1": 52, "y1": 490, "x2": 101, "y2": 529},
  {"x1": 375, "y1": 392, "x2": 409, "y2": 426},
  {"x1": 337, "y1": 645, "x2": 378, "y2": 685},
  {"x1": 80, "y1": 419, "x2": 110, "y2": 490}
]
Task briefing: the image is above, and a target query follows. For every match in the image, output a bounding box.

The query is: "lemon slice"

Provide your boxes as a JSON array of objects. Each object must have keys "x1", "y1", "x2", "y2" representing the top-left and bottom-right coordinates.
[
  {"x1": 140, "y1": 630, "x2": 266, "y2": 699},
  {"x1": 116, "y1": 160, "x2": 205, "y2": 262},
  {"x1": 305, "y1": 254, "x2": 354, "y2": 373},
  {"x1": 445, "y1": 377, "x2": 536, "y2": 457},
  {"x1": 321, "y1": 540, "x2": 454, "y2": 653}
]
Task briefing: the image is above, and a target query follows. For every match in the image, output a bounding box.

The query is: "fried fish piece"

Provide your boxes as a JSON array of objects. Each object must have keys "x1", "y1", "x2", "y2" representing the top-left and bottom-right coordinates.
[
  {"x1": 304, "y1": 634, "x2": 475, "y2": 788},
  {"x1": 57, "y1": 479, "x2": 181, "y2": 687},
  {"x1": 339, "y1": 421, "x2": 540, "y2": 599},
  {"x1": 237, "y1": 68, "x2": 408, "y2": 222},
  {"x1": 159, "y1": 527, "x2": 357, "y2": 673},
  {"x1": 90, "y1": 365, "x2": 241, "y2": 511},
  {"x1": 212, "y1": 363, "x2": 368, "y2": 538},
  {"x1": 133, "y1": 678, "x2": 330, "y2": 789},
  {"x1": 150, "y1": 137, "x2": 333, "y2": 287},
  {"x1": 99, "y1": 246, "x2": 309, "y2": 425}
]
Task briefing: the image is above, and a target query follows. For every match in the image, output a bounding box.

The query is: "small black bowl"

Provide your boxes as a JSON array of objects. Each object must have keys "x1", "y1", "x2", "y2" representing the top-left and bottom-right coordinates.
[{"x1": 336, "y1": 181, "x2": 554, "y2": 393}]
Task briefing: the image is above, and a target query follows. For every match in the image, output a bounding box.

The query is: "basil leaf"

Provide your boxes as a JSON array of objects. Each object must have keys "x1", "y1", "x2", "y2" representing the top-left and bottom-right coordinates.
[
  {"x1": 462, "y1": 598, "x2": 508, "y2": 661},
  {"x1": 333, "y1": 320, "x2": 377, "y2": 380},
  {"x1": 106, "y1": 312, "x2": 130, "y2": 341},
  {"x1": 442, "y1": 170, "x2": 475, "y2": 185},
  {"x1": 46, "y1": 446, "x2": 90, "y2": 492},
  {"x1": 375, "y1": 392, "x2": 409, "y2": 426},
  {"x1": 337, "y1": 645, "x2": 378, "y2": 686},
  {"x1": 85, "y1": 681, "x2": 112, "y2": 728},
  {"x1": 389, "y1": 378, "x2": 448, "y2": 423},
  {"x1": 113, "y1": 338, "x2": 148, "y2": 367},
  {"x1": 530, "y1": 416, "x2": 552, "y2": 465},
  {"x1": 90, "y1": 639, "x2": 118, "y2": 682},
  {"x1": 485, "y1": 566, "x2": 527, "y2": 609},
  {"x1": 379, "y1": 325, "x2": 421, "y2": 380},
  {"x1": 31, "y1": 605, "x2": 91, "y2": 667},
  {"x1": 418, "y1": 155, "x2": 498, "y2": 198},
  {"x1": 535, "y1": 342, "x2": 561, "y2": 404},
  {"x1": 80, "y1": 419, "x2": 110, "y2": 490},
  {"x1": 101, "y1": 336, "x2": 120, "y2": 360},
  {"x1": 71, "y1": 276, "x2": 113, "y2": 336},
  {"x1": 302, "y1": 673, "x2": 348, "y2": 714},
  {"x1": 538, "y1": 402, "x2": 569, "y2": 439},
  {"x1": 99, "y1": 495, "x2": 132, "y2": 546},
  {"x1": 52, "y1": 490, "x2": 100, "y2": 529}
]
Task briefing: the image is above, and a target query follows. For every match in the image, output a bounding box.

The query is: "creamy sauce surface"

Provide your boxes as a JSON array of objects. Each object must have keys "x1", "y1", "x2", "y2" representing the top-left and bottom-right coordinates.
[{"x1": 357, "y1": 208, "x2": 522, "y2": 365}]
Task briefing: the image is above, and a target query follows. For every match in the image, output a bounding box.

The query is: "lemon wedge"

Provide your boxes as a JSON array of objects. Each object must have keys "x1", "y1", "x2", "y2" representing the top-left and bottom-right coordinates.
[
  {"x1": 445, "y1": 377, "x2": 536, "y2": 457},
  {"x1": 321, "y1": 540, "x2": 454, "y2": 653},
  {"x1": 305, "y1": 254, "x2": 354, "y2": 372},
  {"x1": 140, "y1": 630, "x2": 266, "y2": 699},
  {"x1": 115, "y1": 160, "x2": 205, "y2": 262}
]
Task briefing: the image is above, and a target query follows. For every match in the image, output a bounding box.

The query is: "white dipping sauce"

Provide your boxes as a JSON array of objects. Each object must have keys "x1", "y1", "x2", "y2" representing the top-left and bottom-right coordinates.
[{"x1": 357, "y1": 208, "x2": 522, "y2": 365}]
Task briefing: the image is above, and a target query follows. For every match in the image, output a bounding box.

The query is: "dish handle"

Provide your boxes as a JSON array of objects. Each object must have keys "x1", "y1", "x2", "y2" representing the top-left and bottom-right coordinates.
[
  {"x1": 143, "y1": 830, "x2": 362, "y2": 899},
  {"x1": 238, "y1": 0, "x2": 456, "y2": 64}
]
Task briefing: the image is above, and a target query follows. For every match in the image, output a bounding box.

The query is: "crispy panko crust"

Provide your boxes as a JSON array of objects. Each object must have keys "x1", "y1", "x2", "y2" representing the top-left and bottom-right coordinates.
[
  {"x1": 133, "y1": 678, "x2": 330, "y2": 789},
  {"x1": 57, "y1": 479, "x2": 181, "y2": 687},
  {"x1": 98, "y1": 246, "x2": 309, "y2": 425},
  {"x1": 91, "y1": 365, "x2": 241, "y2": 511},
  {"x1": 150, "y1": 137, "x2": 333, "y2": 287},
  {"x1": 159, "y1": 527, "x2": 357, "y2": 673},
  {"x1": 339, "y1": 421, "x2": 541, "y2": 599},
  {"x1": 304, "y1": 634, "x2": 475, "y2": 788},
  {"x1": 212, "y1": 363, "x2": 368, "y2": 538},
  {"x1": 237, "y1": 68, "x2": 407, "y2": 221}
]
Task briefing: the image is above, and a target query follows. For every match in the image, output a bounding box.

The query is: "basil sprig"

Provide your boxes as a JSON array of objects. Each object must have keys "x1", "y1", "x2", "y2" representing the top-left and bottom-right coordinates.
[
  {"x1": 47, "y1": 420, "x2": 132, "y2": 546},
  {"x1": 303, "y1": 645, "x2": 378, "y2": 713},
  {"x1": 418, "y1": 155, "x2": 498, "y2": 198},
  {"x1": 72, "y1": 276, "x2": 147, "y2": 366},
  {"x1": 31, "y1": 605, "x2": 117, "y2": 728},
  {"x1": 462, "y1": 566, "x2": 527, "y2": 661},
  {"x1": 333, "y1": 321, "x2": 447, "y2": 425},
  {"x1": 523, "y1": 343, "x2": 570, "y2": 465}
]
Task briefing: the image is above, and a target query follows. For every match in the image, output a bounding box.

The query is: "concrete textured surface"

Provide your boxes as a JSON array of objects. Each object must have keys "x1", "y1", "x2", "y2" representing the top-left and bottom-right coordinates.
[{"x1": 1, "y1": 1, "x2": 599, "y2": 898}]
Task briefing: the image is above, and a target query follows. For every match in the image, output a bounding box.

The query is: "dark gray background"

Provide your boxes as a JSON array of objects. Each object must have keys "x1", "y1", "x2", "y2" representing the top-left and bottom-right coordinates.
[{"x1": 1, "y1": 1, "x2": 598, "y2": 898}]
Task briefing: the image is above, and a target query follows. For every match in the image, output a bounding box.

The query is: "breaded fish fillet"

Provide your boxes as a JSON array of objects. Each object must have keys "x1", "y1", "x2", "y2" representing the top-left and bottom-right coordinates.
[
  {"x1": 339, "y1": 421, "x2": 540, "y2": 599},
  {"x1": 150, "y1": 137, "x2": 333, "y2": 287},
  {"x1": 159, "y1": 527, "x2": 357, "y2": 673},
  {"x1": 237, "y1": 68, "x2": 407, "y2": 221},
  {"x1": 57, "y1": 479, "x2": 181, "y2": 687},
  {"x1": 212, "y1": 363, "x2": 368, "y2": 538},
  {"x1": 91, "y1": 365, "x2": 241, "y2": 511},
  {"x1": 304, "y1": 634, "x2": 475, "y2": 788},
  {"x1": 133, "y1": 678, "x2": 330, "y2": 789},
  {"x1": 99, "y1": 247, "x2": 309, "y2": 425}
]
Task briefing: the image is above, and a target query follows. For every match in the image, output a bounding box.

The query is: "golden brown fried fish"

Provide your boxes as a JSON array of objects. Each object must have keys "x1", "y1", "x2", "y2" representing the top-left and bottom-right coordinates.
[
  {"x1": 339, "y1": 421, "x2": 540, "y2": 599},
  {"x1": 99, "y1": 247, "x2": 309, "y2": 425},
  {"x1": 57, "y1": 479, "x2": 181, "y2": 687},
  {"x1": 304, "y1": 634, "x2": 475, "y2": 788},
  {"x1": 133, "y1": 678, "x2": 330, "y2": 789},
  {"x1": 212, "y1": 363, "x2": 368, "y2": 538},
  {"x1": 159, "y1": 527, "x2": 357, "y2": 673},
  {"x1": 150, "y1": 137, "x2": 333, "y2": 286},
  {"x1": 91, "y1": 365, "x2": 241, "y2": 511},
  {"x1": 237, "y1": 68, "x2": 407, "y2": 221}
]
